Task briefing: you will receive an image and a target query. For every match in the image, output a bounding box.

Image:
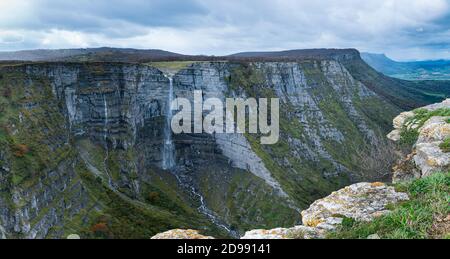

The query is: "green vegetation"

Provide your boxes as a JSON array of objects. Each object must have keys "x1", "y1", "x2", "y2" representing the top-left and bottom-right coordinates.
[
  {"x1": 440, "y1": 138, "x2": 450, "y2": 153},
  {"x1": 400, "y1": 108, "x2": 450, "y2": 146},
  {"x1": 411, "y1": 108, "x2": 450, "y2": 126},
  {"x1": 148, "y1": 61, "x2": 197, "y2": 74},
  {"x1": 329, "y1": 172, "x2": 450, "y2": 239},
  {"x1": 400, "y1": 129, "x2": 420, "y2": 146},
  {"x1": 74, "y1": 161, "x2": 223, "y2": 239},
  {"x1": 225, "y1": 63, "x2": 266, "y2": 93},
  {"x1": 341, "y1": 57, "x2": 450, "y2": 110},
  {"x1": 196, "y1": 164, "x2": 300, "y2": 234},
  {"x1": 0, "y1": 70, "x2": 73, "y2": 188}
]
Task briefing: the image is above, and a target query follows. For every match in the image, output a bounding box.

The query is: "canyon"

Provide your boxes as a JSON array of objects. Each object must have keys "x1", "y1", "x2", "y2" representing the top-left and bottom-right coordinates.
[{"x1": 0, "y1": 49, "x2": 448, "y2": 239}]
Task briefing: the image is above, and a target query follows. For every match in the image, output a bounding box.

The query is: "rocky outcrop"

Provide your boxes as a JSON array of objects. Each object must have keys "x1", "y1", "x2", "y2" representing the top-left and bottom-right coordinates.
[
  {"x1": 151, "y1": 229, "x2": 214, "y2": 240},
  {"x1": 155, "y1": 181, "x2": 409, "y2": 239},
  {"x1": 387, "y1": 111, "x2": 416, "y2": 142},
  {"x1": 300, "y1": 182, "x2": 409, "y2": 230},
  {"x1": 241, "y1": 226, "x2": 323, "y2": 239},
  {"x1": 388, "y1": 99, "x2": 450, "y2": 183},
  {"x1": 241, "y1": 182, "x2": 408, "y2": 239},
  {"x1": 415, "y1": 117, "x2": 450, "y2": 177}
]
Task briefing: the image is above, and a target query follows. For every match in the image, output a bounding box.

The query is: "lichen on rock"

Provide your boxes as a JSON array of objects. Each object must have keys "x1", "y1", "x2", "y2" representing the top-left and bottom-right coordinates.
[
  {"x1": 238, "y1": 181, "x2": 409, "y2": 239},
  {"x1": 300, "y1": 182, "x2": 409, "y2": 231},
  {"x1": 150, "y1": 229, "x2": 215, "y2": 240},
  {"x1": 241, "y1": 226, "x2": 324, "y2": 239}
]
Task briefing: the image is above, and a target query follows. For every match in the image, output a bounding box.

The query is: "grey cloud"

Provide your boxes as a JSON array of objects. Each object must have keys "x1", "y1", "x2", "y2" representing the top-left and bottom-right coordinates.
[{"x1": 0, "y1": 0, "x2": 449, "y2": 60}]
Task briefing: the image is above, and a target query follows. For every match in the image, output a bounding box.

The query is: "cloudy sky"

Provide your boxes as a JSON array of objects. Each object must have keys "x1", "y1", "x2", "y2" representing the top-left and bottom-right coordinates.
[{"x1": 0, "y1": 0, "x2": 449, "y2": 60}]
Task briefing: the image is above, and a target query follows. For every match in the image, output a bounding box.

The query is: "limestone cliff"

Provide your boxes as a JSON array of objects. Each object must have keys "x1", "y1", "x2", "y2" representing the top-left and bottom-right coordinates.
[{"x1": 0, "y1": 53, "x2": 447, "y2": 239}]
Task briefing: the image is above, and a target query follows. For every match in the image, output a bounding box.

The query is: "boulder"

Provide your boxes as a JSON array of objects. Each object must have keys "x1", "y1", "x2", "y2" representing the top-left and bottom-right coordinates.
[
  {"x1": 388, "y1": 111, "x2": 417, "y2": 141},
  {"x1": 417, "y1": 116, "x2": 450, "y2": 144},
  {"x1": 241, "y1": 226, "x2": 324, "y2": 239},
  {"x1": 301, "y1": 182, "x2": 409, "y2": 231},
  {"x1": 414, "y1": 142, "x2": 450, "y2": 177},
  {"x1": 387, "y1": 129, "x2": 401, "y2": 142},
  {"x1": 151, "y1": 229, "x2": 215, "y2": 239},
  {"x1": 367, "y1": 234, "x2": 381, "y2": 239},
  {"x1": 393, "y1": 111, "x2": 415, "y2": 130}
]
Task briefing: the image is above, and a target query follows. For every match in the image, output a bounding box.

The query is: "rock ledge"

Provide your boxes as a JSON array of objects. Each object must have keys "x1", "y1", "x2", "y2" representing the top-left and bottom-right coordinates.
[{"x1": 151, "y1": 229, "x2": 214, "y2": 240}]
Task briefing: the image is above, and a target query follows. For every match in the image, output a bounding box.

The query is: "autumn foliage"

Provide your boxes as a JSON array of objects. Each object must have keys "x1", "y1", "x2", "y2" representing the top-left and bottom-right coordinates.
[
  {"x1": 12, "y1": 144, "x2": 30, "y2": 157},
  {"x1": 91, "y1": 222, "x2": 108, "y2": 233},
  {"x1": 148, "y1": 191, "x2": 160, "y2": 203}
]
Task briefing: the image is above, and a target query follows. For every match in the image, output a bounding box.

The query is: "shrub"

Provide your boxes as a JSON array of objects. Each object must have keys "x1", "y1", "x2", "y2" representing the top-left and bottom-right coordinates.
[
  {"x1": 399, "y1": 128, "x2": 419, "y2": 146},
  {"x1": 90, "y1": 222, "x2": 111, "y2": 238},
  {"x1": 411, "y1": 108, "x2": 450, "y2": 126},
  {"x1": 148, "y1": 191, "x2": 160, "y2": 203},
  {"x1": 12, "y1": 144, "x2": 30, "y2": 157}
]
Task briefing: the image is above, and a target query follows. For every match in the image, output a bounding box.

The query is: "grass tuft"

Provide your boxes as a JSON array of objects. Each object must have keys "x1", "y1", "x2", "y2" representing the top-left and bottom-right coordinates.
[
  {"x1": 328, "y1": 172, "x2": 450, "y2": 239},
  {"x1": 440, "y1": 138, "x2": 450, "y2": 153}
]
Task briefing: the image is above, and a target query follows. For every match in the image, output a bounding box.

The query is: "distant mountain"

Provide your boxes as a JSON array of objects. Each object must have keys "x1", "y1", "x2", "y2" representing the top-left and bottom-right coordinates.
[
  {"x1": 0, "y1": 47, "x2": 362, "y2": 63},
  {"x1": 0, "y1": 47, "x2": 185, "y2": 62},
  {"x1": 230, "y1": 48, "x2": 360, "y2": 61},
  {"x1": 361, "y1": 53, "x2": 450, "y2": 80}
]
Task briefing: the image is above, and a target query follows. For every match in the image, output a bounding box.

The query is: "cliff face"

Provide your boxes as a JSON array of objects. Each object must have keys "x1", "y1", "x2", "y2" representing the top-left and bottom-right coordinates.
[{"x1": 0, "y1": 55, "x2": 442, "y2": 238}]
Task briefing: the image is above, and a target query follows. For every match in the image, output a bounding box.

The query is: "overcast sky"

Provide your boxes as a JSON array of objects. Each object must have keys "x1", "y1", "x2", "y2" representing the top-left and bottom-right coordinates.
[{"x1": 0, "y1": 0, "x2": 449, "y2": 61}]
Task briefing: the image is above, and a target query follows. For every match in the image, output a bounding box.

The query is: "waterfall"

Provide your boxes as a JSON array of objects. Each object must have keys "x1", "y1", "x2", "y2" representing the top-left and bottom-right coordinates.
[
  {"x1": 162, "y1": 76, "x2": 176, "y2": 170},
  {"x1": 191, "y1": 186, "x2": 239, "y2": 238},
  {"x1": 103, "y1": 95, "x2": 108, "y2": 142},
  {"x1": 103, "y1": 94, "x2": 113, "y2": 187}
]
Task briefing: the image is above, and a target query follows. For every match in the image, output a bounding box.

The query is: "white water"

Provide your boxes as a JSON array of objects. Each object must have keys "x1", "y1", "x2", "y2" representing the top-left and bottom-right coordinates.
[
  {"x1": 171, "y1": 170, "x2": 239, "y2": 238},
  {"x1": 190, "y1": 186, "x2": 239, "y2": 238},
  {"x1": 162, "y1": 76, "x2": 176, "y2": 170},
  {"x1": 103, "y1": 94, "x2": 113, "y2": 187},
  {"x1": 103, "y1": 95, "x2": 108, "y2": 142}
]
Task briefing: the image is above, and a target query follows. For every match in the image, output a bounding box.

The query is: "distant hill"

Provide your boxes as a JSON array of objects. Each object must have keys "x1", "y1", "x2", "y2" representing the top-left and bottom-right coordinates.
[
  {"x1": 0, "y1": 47, "x2": 363, "y2": 63},
  {"x1": 0, "y1": 47, "x2": 185, "y2": 62},
  {"x1": 230, "y1": 48, "x2": 360, "y2": 61},
  {"x1": 361, "y1": 53, "x2": 450, "y2": 80}
]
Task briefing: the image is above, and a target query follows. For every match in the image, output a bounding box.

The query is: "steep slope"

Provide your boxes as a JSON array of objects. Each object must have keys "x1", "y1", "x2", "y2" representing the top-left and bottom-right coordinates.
[
  {"x1": 230, "y1": 49, "x2": 450, "y2": 110},
  {"x1": 341, "y1": 55, "x2": 450, "y2": 110}
]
